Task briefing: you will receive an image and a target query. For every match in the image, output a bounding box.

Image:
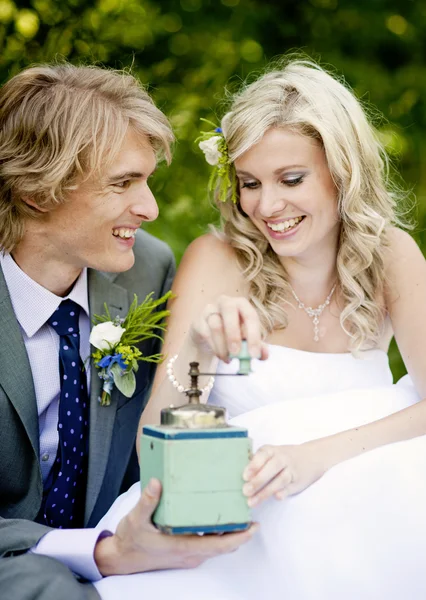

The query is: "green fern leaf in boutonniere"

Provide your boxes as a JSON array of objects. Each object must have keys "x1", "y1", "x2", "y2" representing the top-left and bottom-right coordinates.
[{"x1": 89, "y1": 291, "x2": 173, "y2": 406}]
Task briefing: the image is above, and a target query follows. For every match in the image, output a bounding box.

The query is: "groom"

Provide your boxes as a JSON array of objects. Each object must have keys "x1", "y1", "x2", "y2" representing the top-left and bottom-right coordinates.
[{"x1": 0, "y1": 63, "x2": 253, "y2": 599}]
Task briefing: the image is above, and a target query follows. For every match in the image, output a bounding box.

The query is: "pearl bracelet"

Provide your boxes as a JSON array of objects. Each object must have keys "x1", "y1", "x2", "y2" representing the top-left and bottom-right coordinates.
[{"x1": 166, "y1": 354, "x2": 215, "y2": 395}]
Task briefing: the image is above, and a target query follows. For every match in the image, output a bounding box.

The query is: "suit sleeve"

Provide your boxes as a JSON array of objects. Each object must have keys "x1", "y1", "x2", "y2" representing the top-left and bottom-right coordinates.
[
  {"x1": 0, "y1": 553, "x2": 100, "y2": 600},
  {"x1": 0, "y1": 517, "x2": 51, "y2": 557}
]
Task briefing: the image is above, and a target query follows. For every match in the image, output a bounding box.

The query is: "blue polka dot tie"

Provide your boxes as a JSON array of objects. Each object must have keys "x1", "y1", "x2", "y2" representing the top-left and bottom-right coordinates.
[{"x1": 42, "y1": 299, "x2": 90, "y2": 529}]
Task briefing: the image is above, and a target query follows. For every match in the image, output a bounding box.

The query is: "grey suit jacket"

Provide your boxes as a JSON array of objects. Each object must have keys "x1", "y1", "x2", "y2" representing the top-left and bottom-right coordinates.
[{"x1": 0, "y1": 230, "x2": 175, "y2": 560}]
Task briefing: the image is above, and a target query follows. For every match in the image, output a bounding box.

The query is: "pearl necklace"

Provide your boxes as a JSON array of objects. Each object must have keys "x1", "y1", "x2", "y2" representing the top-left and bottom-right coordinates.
[{"x1": 290, "y1": 283, "x2": 337, "y2": 342}]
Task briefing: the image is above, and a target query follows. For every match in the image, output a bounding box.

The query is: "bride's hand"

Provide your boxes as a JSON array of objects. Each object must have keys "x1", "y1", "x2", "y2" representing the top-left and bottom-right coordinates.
[
  {"x1": 190, "y1": 295, "x2": 269, "y2": 361},
  {"x1": 242, "y1": 441, "x2": 328, "y2": 506}
]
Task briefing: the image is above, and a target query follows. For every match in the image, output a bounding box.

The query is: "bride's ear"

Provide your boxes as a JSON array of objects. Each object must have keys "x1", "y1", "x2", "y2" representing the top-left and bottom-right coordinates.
[{"x1": 21, "y1": 196, "x2": 49, "y2": 213}]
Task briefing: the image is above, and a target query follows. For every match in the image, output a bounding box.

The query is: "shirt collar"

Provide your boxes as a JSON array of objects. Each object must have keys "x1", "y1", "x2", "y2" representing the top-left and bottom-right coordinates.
[{"x1": 0, "y1": 252, "x2": 89, "y2": 338}]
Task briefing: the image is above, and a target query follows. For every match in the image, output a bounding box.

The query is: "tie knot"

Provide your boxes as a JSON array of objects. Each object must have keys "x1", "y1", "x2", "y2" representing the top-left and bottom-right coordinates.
[{"x1": 48, "y1": 299, "x2": 81, "y2": 336}]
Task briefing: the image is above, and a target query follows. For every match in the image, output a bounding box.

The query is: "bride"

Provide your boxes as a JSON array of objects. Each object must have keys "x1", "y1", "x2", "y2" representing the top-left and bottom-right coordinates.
[{"x1": 94, "y1": 58, "x2": 426, "y2": 599}]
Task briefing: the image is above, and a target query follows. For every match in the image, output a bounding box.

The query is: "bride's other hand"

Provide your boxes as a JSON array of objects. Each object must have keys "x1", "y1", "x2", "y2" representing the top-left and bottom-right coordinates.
[
  {"x1": 190, "y1": 295, "x2": 269, "y2": 362},
  {"x1": 95, "y1": 478, "x2": 258, "y2": 576},
  {"x1": 242, "y1": 441, "x2": 328, "y2": 506}
]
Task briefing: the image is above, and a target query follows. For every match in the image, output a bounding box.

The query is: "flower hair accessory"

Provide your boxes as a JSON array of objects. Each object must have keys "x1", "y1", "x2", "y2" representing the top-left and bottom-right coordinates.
[
  {"x1": 197, "y1": 118, "x2": 237, "y2": 204},
  {"x1": 89, "y1": 291, "x2": 172, "y2": 406}
]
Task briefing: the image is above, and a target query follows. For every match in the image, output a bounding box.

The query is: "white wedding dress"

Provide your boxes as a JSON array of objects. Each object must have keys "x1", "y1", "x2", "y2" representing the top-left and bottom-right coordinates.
[{"x1": 95, "y1": 346, "x2": 426, "y2": 600}]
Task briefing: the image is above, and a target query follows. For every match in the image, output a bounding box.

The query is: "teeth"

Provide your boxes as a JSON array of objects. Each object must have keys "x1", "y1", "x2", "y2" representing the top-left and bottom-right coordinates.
[
  {"x1": 112, "y1": 228, "x2": 137, "y2": 239},
  {"x1": 267, "y1": 216, "x2": 303, "y2": 232}
]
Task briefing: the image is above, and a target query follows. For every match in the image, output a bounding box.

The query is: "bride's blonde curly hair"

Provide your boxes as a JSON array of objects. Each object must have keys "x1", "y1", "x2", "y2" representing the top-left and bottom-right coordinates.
[{"x1": 215, "y1": 58, "x2": 408, "y2": 350}]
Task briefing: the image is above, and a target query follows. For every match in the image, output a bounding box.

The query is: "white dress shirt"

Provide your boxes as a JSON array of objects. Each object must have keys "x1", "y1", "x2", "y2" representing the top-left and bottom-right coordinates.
[{"x1": 0, "y1": 252, "x2": 105, "y2": 581}]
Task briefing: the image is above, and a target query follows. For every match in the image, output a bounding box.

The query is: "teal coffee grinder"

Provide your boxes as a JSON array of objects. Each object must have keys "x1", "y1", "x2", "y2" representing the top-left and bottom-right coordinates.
[{"x1": 140, "y1": 343, "x2": 253, "y2": 534}]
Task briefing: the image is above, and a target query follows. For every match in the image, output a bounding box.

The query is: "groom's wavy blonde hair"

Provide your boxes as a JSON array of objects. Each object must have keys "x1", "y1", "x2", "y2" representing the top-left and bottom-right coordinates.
[
  {"x1": 216, "y1": 58, "x2": 408, "y2": 350},
  {"x1": 0, "y1": 62, "x2": 174, "y2": 252}
]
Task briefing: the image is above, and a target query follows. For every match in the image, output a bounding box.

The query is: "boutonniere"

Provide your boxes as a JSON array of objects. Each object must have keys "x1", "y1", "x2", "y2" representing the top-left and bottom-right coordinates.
[{"x1": 89, "y1": 291, "x2": 172, "y2": 406}]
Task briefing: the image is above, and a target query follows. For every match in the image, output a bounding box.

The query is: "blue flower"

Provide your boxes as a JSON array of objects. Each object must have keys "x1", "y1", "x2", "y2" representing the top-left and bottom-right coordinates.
[
  {"x1": 97, "y1": 353, "x2": 127, "y2": 371},
  {"x1": 215, "y1": 127, "x2": 222, "y2": 133}
]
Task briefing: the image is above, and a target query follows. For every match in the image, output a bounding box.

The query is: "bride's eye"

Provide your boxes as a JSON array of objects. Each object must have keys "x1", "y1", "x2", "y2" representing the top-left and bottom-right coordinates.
[
  {"x1": 240, "y1": 180, "x2": 259, "y2": 190},
  {"x1": 283, "y1": 175, "x2": 305, "y2": 187}
]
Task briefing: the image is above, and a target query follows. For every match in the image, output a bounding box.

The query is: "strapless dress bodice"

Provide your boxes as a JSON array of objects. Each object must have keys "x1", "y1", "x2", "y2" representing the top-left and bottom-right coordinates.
[{"x1": 208, "y1": 345, "x2": 393, "y2": 418}]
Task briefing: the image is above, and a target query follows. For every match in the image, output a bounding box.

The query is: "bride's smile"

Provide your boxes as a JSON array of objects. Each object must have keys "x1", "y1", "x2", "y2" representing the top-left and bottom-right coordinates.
[{"x1": 266, "y1": 215, "x2": 306, "y2": 234}]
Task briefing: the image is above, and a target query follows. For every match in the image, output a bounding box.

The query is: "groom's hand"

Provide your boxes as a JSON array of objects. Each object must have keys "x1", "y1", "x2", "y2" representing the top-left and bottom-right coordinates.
[{"x1": 94, "y1": 478, "x2": 258, "y2": 576}]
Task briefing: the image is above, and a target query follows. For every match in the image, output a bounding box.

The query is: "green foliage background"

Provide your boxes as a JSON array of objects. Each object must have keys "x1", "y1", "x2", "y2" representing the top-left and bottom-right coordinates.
[{"x1": 1, "y1": 0, "x2": 425, "y2": 379}]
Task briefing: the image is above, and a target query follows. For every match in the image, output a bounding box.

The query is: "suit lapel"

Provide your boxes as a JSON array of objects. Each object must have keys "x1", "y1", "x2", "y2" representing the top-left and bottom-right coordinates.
[
  {"x1": 0, "y1": 266, "x2": 39, "y2": 458},
  {"x1": 85, "y1": 269, "x2": 130, "y2": 522}
]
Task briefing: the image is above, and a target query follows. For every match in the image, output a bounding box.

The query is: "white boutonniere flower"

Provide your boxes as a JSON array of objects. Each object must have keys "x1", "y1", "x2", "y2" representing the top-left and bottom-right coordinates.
[{"x1": 89, "y1": 321, "x2": 126, "y2": 351}]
